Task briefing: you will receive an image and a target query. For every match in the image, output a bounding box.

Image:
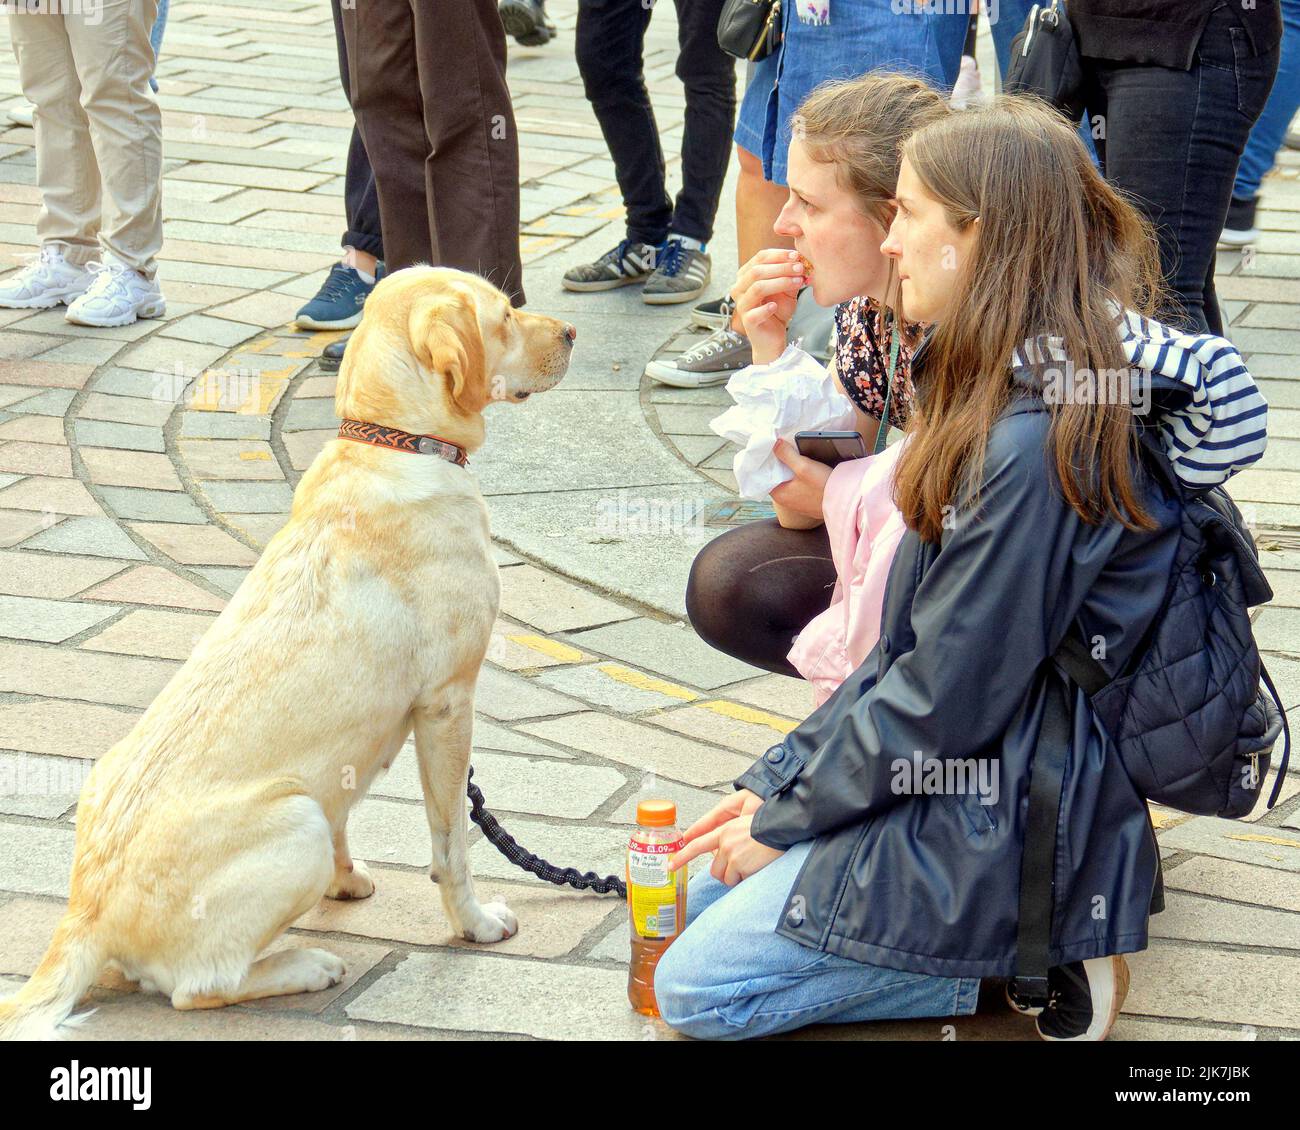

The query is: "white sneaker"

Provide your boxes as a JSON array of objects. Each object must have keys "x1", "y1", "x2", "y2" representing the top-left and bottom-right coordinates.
[
  {"x1": 65, "y1": 260, "x2": 166, "y2": 327},
  {"x1": 0, "y1": 244, "x2": 93, "y2": 309},
  {"x1": 7, "y1": 102, "x2": 34, "y2": 127}
]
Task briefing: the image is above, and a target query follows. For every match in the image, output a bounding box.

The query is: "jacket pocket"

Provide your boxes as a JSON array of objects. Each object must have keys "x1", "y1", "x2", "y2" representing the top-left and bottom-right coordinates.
[{"x1": 941, "y1": 791, "x2": 998, "y2": 839}]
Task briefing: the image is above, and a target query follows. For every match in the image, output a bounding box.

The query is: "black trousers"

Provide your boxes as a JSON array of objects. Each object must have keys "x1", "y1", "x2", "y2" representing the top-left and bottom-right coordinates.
[
  {"x1": 330, "y1": 0, "x2": 383, "y2": 261},
  {"x1": 1079, "y1": 2, "x2": 1279, "y2": 335},
  {"x1": 576, "y1": 0, "x2": 736, "y2": 246}
]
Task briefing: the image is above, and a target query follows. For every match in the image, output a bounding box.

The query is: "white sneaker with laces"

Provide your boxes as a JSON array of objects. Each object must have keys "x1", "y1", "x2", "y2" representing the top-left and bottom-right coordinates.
[
  {"x1": 0, "y1": 244, "x2": 93, "y2": 309},
  {"x1": 65, "y1": 260, "x2": 166, "y2": 327}
]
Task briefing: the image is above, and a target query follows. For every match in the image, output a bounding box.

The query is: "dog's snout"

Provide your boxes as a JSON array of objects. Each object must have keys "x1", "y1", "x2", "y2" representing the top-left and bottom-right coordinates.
[{"x1": 563, "y1": 323, "x2": 577, "y2": 347}]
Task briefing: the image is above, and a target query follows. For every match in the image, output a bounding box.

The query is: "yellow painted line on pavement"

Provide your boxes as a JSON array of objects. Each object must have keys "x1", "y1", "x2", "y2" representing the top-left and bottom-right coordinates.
[
  {"x1": 239, "y1": 450, "x2": 272, "y2": 461},
  {"x1": 283, "y1": 330, "x2": 347, "y2": 358},
  {"x1": 598, "y1": 663, "x2": 698, "y2": 701},
  {"x1": 508, "y1": 634, "x2": 585, "y2": 663},
  {"x1": 1229, "y1": 833, "x2": 1300, "y2": 849},
  {"x1": 697, "y1": 699, "x2": 798, "y2": 735}
]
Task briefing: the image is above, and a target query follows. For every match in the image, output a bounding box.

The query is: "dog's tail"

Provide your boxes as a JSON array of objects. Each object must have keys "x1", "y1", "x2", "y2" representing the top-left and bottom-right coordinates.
[{"x1": 0, "y1": 911, "x2": 103, "y2": 1041}]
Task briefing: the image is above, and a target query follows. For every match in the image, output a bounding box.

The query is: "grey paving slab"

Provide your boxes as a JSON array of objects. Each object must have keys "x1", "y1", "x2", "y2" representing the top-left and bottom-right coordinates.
[
  {"x1": 1157, "y1": 816, "x2": 1300, "y2": 872},
  {"x1": 467, "y1": 815, "x2": 628, "y2": 882},
  {"x1": 487, "y1": 483, "x2": 731, "y2": 620},
  {"x1": 0, "y1": 751, "x2": 89, "y2": 818},
  {"x1": 0, "y1": 820, "x2": 75, "y2": 898},
  {"x1": 198, "y1": 481, "x2": 294, "y2": 513},
  {"x1": 1125, "y1": 942, "x2": 1300, "y2": 1031},
  {"x1": 98, "y1": 486, "x2": 207, "y2": 525},
  {"x1": 72, "y1": 419, "x2": 166, "y2": 454},
  {"x1": 190, "y1": 566, "x2": 251, "y2": 595},
  {"x1": 474, "y1": 664, "x2": 587, "y2": 722},
  {"x1": 346, "y1": 949, "x2": 652, "y2": 1040},
  {"x1": 178, "y1": 411, "x2": 273, "y2": 440},
  {"x1": 21, "y1": 517, "x2": 148, "y2": 561},
  {"x1": 282, "y1": 396, "x2": 340, "y2": 432},
  {"x1": 371, "y1": 746, "x2": 626, "y2": 820},
  {"x1": 6, "y1": 388, "x2": 75, "y2": 416},
  {"x1": 1165, "y1": 854, "x2": 1300, "y2": 913},
  {"x1": 91, "y1": 366, "x2": 174, "y2": 400},
  {"x1": 0, "y1": 593, "x2": 119, "y2": 643},
  {"x1": 1149, "y1": 889, "x2": 1300, "y2": 949},
  {"x1": 535, "y1": 661, "x2": 697, "y2": 714},
  {"x1": 565, "y1": 617, "x2": 762, "y2": 690}
]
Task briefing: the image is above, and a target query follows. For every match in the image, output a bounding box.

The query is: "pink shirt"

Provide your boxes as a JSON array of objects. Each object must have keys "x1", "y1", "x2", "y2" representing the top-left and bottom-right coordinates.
[{"x1": 786, "y1": 438, "x2": 909, "y2": 708}]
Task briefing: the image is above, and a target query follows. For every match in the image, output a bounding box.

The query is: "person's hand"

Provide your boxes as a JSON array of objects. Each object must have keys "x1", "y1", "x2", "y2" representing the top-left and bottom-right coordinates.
[
  {"x1": 769, "y1": 437, "x2": 832, "y2": 520},
  {"x1": 731, "y1": 249, "x2": 808, "y2": 365},
  {"x1": 671, "y1": 813, "x2": 783, "y2": 886},
  {"x1": 674, "y1": 789, "x2": 764, "y2": 860}
]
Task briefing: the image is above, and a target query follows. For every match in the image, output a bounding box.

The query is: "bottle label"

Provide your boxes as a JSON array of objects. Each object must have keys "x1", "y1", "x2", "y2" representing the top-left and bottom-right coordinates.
[{"x1": 628, "y1": 835, "x2": 685, "y2": 940}]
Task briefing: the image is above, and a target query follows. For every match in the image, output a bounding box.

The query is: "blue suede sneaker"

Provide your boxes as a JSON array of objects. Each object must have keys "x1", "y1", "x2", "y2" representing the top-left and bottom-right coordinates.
[{"x1": 295, "y1": 261, "x2": 384, "y2": 331}]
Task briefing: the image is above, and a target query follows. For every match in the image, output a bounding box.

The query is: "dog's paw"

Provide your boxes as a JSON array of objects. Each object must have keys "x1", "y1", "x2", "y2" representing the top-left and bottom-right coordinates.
[
  {"x1": 326, "y1": 859, "x2": 376, "y2": 900},
  {"x1": 461, "y1": 901, "x2": 519, "y2": 944},
  {"x1": 298, "y1": 948, "x2": 348, "y2": 991}
]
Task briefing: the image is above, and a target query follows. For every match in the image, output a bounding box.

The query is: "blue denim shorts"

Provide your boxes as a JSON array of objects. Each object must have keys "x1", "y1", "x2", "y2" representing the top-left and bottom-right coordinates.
[{"x1": 734, "y1": 0, "x2": 959, "y2": 185}]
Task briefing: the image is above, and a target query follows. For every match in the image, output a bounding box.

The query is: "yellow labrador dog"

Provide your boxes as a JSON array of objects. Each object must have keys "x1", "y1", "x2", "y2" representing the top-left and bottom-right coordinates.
[{"x1": 0, "y1": 267, "x2": 575, "y2": 1039}]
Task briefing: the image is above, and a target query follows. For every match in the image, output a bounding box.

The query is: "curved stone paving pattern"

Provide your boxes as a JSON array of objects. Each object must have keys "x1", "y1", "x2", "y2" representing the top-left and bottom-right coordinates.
[{"x1": 0, "y1": 0, "x2": 1297, "y2": 1041}]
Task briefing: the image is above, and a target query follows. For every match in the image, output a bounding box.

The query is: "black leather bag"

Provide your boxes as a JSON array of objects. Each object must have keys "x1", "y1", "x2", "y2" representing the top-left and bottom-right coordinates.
[
  {"x1": 1005, "y1": 0, "x2": 1087, "y2": 122},
  {"x1": 717, "y1": 0, "x2": 782, "y2": 62}
]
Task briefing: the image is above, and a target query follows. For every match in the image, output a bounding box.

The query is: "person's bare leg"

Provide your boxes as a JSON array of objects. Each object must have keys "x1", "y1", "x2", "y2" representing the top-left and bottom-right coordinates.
[
  {"x1": 341, "y1": 246, "x2": 378, "y2": 277},
  {"x1": 735, "y1": 143, "x2": 792, "y2": 265}
]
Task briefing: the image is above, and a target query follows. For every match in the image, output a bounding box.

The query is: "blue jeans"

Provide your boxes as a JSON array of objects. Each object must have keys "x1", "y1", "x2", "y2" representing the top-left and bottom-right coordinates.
[
  {"x1": 1234, "y1": 0, "x2": 1299, "y2": 200},
  {"x1": 653, "y1": 841, "x2": 980, "y2": 1040},
  {"x1": 931, "y1": 0, "x2": 1038, "y2": 85},
  {"x1": 148, "y1": 0, "x2": 168, "y2": 93}
]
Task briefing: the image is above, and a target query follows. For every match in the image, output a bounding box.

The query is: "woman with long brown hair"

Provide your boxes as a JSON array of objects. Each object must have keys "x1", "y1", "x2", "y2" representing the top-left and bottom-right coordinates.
[{"x1": 656, "y1": 96, "x2": 1269, "y2": 1041}]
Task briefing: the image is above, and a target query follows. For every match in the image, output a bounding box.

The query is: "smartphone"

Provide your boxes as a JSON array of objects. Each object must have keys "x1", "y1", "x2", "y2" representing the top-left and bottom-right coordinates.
[{"x1": 794, "y1": 430, "x2": 868, "y2": 469}]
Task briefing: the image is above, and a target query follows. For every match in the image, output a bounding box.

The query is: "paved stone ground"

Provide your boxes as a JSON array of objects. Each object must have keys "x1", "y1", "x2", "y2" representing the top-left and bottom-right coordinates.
[{"x1": 0, "y1": 1, "x2": 1296, "y2": 1041}]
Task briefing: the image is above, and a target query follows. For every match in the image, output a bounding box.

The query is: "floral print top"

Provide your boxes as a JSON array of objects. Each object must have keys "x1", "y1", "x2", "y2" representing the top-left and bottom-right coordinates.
[{"x1": 833, "y1": 296, "x2": 920, "y2": 428}]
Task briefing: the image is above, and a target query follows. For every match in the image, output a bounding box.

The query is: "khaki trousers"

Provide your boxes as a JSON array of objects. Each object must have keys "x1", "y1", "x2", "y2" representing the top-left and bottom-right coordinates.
[{"x1": 8, "y1": 0, "x2": 163, "y2": 278}]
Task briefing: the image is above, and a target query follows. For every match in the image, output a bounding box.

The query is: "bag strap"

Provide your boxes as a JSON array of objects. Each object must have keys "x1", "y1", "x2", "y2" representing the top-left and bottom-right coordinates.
[
  {"x1": 1052, "y1": 632, "x2": 1109, "y2": 695},
  {"x1": 1260, "y1": 660, "x2": 1292, "y2": 808},
  {"x1": 873, "y1": 320, "x2": 902, "y2": 456},
  {"x1": 1011, "y1": 670, "x2": 1072, "y2": 1006}
]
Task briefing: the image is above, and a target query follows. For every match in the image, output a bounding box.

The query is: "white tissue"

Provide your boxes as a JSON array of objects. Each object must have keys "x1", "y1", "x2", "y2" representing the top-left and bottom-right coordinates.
[{"x1": 709, "y1": 344, "x2": 858, "y2": 500}]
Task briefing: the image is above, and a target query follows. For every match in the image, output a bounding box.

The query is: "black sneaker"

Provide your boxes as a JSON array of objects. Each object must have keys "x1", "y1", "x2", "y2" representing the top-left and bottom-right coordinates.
[
  {"x1": 1220, "y1": 195, "x2": 1260, "y2": 248},
  {"x1": 691, "y1": 294, "x2": 735, "y2": 331},
  {"x1": 562, "y1": 239, "x2": 658, "y2": 292},
  {"x1": 499, "y1": 0, "x2": 554, "y2": 46},
  {"x1": 318, "y1": 334, "x2": 349, "y2": 372},
  {"x1": 1034, "y1": 955, "x2": 1130, "y2": 1041}
]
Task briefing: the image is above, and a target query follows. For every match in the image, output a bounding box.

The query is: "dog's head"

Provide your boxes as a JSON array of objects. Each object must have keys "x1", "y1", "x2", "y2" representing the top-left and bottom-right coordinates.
[{"x1": 335, "y1": 266, "x2": 575, "y2": 449}]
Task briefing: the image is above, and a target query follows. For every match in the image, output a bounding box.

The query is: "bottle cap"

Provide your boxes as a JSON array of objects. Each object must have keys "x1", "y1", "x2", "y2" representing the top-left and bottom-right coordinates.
[{"x1": 636, "y1": 799, "x2": 677, "y2": 827}]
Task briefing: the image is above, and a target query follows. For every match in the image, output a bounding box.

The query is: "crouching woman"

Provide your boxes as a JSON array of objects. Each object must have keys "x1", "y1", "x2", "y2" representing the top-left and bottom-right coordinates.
[{"x1": 654, "y1": 98, "x2": 1193, "y2": 1041}]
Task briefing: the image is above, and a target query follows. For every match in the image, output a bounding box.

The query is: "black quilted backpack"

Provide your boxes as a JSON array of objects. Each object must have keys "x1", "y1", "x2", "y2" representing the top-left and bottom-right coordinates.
[{"x1": 1052, "y1": 433, "x2": 1289, "y2": 817}]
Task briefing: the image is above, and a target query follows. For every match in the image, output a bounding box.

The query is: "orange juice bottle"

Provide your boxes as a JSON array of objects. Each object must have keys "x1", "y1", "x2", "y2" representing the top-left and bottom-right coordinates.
[{"x1": 626, "y1": 799, "x2": 688, "y2": 1017}]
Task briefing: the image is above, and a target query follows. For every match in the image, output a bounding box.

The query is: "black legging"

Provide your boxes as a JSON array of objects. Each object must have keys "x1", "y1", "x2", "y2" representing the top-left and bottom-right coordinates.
[{"x1": 685, "y1": 519, "x2": 837, "y2": 678}]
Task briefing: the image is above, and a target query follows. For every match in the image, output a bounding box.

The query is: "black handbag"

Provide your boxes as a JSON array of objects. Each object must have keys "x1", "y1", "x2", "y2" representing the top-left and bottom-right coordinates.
[
  {"x1": 1004, "y1": 0, "x2": 1087, "y2": 122},
  {"x1": 717, "y1": 0, "x2": 782, "y2": 62}
]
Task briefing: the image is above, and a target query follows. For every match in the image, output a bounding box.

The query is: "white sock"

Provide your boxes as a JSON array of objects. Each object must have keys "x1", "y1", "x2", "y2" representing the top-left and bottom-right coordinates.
[
  {"x1": 669, "y1": 233, "x2": 706, "y2": 252},
  {"x1": 342, "y1": 246, "x2": 377, "y2": 284}
]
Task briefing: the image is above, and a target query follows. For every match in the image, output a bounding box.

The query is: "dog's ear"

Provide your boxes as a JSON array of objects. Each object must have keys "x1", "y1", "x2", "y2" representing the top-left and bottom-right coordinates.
[{"x1": 409, "y1": 294, "x2": 489, "y2": 416}]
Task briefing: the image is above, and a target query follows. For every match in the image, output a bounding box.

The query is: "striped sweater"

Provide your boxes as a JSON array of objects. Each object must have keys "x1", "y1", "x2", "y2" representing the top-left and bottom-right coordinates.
[{"x1": 1012, "y1": 309, "x2": 1268, "y2": 490}]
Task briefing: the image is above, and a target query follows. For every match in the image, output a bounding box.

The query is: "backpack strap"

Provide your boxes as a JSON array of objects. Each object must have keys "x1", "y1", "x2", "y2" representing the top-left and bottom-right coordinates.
[
  {"x1": 1260, "y1": 660, "x2": 1292, "y2": 808},
  {"x1": 1011, "y1": 671, "x2": 1072, "y2": 1007},
  {"x1": 1052, "y1": 632, "x2": 1110, "y2": 696}
]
